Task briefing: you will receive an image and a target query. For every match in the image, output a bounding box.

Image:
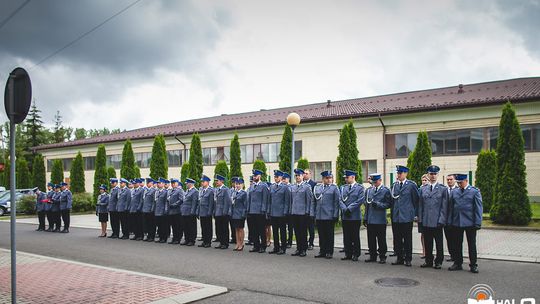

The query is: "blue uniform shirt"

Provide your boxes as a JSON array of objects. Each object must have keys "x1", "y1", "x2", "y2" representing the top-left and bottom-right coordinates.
[
  {"x1": 130, "y1": 187, "x2": 144, "y2": 213},
  {"x1": 167, "y1": 186, "x2": 184, "y2": 215},
  {"x1": 230, "y1": 189, "x2": 247, "y2": 220},
  {"x1": 289, "y1": 182, "x2": 313, "y2": 216},
  {"x1": 214, "y1": 185, "x2": 232, "y2": 217},
  {"x1": 50, "y1": 191, "x2": 61, "y2": 212},
  {"x1": 96, "y1": 193, "x2": 109, "y2": 214},
  {"x1": 268, "y1": 182, "x2": 291, "y2": 217},
  {"x1": 364, "y1": 185, "x2": 392, "y2": 224},
  {"x1": 108, "y1": 187, "x2": 119, "y2": 212},
  {"x1": 418, "y1": 183, "x2": 449, "y2": 228},
  {"x1": 35, "y1": 192, "x2": 46, "y2": 212},
  {"x1": 448, "y1": 185, "x2": 483, "y2": 228},
  {"x1": 390, "y1": 179, "x2": 419, "y2": 223},
  {"x1": 311, "y1": 183, "x2": 340, "y2": 220},
  {"x1": 339, "y1": 182, "x2": 365, "y2": 221},
  {"x1": 116, "y1": 187, "x2": 131, "y2": 212},
  {"x1": 59, "y1": 189, "x2": 72, "y2": 210},
  {"x1": 154, "y1": 188, "x2": 168, "y2": 216},
  {"x1": 142, "y1": 187, "x2": 156, "y2": 213},
  {"x1": 247, "y1": 182, "x2": 270, "y2": 215},
  {"x1": 182, "y1": 187, "x2": 199, "y2": 216},
  {"x1": 44, "y1": 190, "x2": 54, "y2": 211},
  {"x1": 198, "y1": 186, "x2": 215, "y2": 217}
]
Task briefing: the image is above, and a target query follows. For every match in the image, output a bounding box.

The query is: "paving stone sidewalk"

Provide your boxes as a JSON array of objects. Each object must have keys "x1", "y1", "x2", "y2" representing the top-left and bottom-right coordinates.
[
  {"x1": 13, "y1": 214, "x2": 540, "y2": 263},
  {"x1": 0, "y1": 249, "x2": 227, "y2": 304}
]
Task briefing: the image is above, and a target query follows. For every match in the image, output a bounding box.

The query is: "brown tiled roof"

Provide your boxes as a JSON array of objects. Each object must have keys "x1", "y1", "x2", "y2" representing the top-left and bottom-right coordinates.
[{"x1": 36, "y1": 77, "x2": 540, "y2": 150}]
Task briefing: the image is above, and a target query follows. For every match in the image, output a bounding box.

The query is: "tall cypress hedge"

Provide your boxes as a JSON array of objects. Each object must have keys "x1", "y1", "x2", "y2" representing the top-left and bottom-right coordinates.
[
  {"x1": 69, "y1": 151, "x2": 85, "y2": 193},
  {"x1": 16, "y1": 157, "x2": 31, "y2": 189},
  {"x1": 50, "y1": 159, "x2": 64, "y2": 185},
  {"x1": 32, "y1": 154, "x2": 46, "y2": 190},
  {"x1": 407, "y1": 131, "x2": 432, "y2": 185},
  {"x1": 253, "y1": 159, "x2": 267, "y2": 182},
  {"x1": 229, "y1": 133, "x2": 243, "y2": 183},
  {"x1": 278, "y1": 124, "x2": 293, "y2": 174},
  {"x1": 150, "y1": 134, "x2": 168, "y2": 179},
  {"x1": 475, "y1": 150, "x2": 496, "y2": 212},
  {"x1": 107, "y1": 166, "x2": 117, "y2": 181},
  {"x1": 214, "y1": 160, "x2": 230, "y2": 187},
  {"x1": 297, "y1": 157, "x2": 309, "y2": 170},
  {"x1": 93, "y1": 145, "x2": 108, "y2": 204},
  {"x1": 337, "y1": 121, "x2": 360, "y2": 186},
  {"x1": 188, "y1": 133, "x2": 203, "y2": 186},
  {"x1": 120, "y1": 139, "x2": 136, "y2": 180},
  {"x1": 180, "y1": 163, "x2": 191, "y2": 190},
  {"x1": 490, "y1": 102, "x2": 531, "y2": 225}
]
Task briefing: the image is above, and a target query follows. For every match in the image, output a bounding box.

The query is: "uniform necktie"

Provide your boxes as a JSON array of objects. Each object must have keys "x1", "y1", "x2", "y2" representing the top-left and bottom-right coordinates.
[{"x1": 399, "y1": 182, "x2": 403, "y2": 189}]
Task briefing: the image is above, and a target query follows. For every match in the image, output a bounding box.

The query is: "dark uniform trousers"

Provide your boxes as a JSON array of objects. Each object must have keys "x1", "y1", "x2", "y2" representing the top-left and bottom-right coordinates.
[
  {"x1": 394, "y1": 222, "x2": 413, "y2": 262},
  {"x1": 423, "y1": 226, "x2": 444, "y2": 265},
  {"x1": 155, "y1": 215, "x2": 169, "y2": 241},
  {"x1": 342, "y1": 220, "x2": 361, "y2": 257},
  {"x1": 168, "y1": 214, "x2": 183, "y2": 242},
  {"x1": 143, "y1": 212, "x2": 156, "y2": 239},
  {"x1": 308, "y1": 217, "x2": 315, "y2": 246},
  {"x1": 287, "y1": 215, "x2": 295, "y2": 245},
  {"x1": 110, "y1": 211, "x2": 120, "y2": 237},
  {"x1": 292, "y1": 215, "x2": 308, "y2": 252},
  {"x1": 391, "y1": 219, "x2": 402, "y2": 256},
  {"x1": 317, "y1": 220, "x2": 335, "y2": 255},
  {"x1": 46, "y1": 210, "x2": 53, "y2": 229},
  {"x1": 53, "y1": 211, "x2": 62, "y2": 230},
  {"x1": 37, "y1": 211, "x2": 46, "y2": 230},
  {"x1": 215, "y1": 216, "x2": 229, "y2": 247},
  {"x1": 251, "y1": 214, "x2": 267, "y2": 250},
  {"x1": 367, "y1": 224, "x2": 387, "y2": 259},
  {"x1": 130, "y1": 213, "x2": 144, "y2": 239},
  {"x1": 61, "y1": 209, "x2": 70, "y2": 230},
  {"x1": 444, "y1": 226, "x2": 455, "y2": 260},
  {"x1": 451, "y1": 226, "x2": 478, "y2": 266},
  {"x1": 200, "y1": 216, "x2": 213, "y2": 244},
  {"x1": 119, "y1": 211, "x2": 129, "y2": 236},
  {"x1": 182, "y1": 215, "x2": 197, "y2": 243},
  {"x1": 271, "y1": 217, "x2": 287, "y2": 251},
  {"x1": 247, "y1": 216, "x2": 255, "y2": 243}
]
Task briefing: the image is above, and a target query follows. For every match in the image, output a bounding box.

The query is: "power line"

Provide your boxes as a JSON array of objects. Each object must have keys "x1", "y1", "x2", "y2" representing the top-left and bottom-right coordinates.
[
  {"x1": 0, "y1": 0, "x2": 31, "y2": 31},
  {"x1": 30, "y1": 0, "x2": 143, "y2": 69}
]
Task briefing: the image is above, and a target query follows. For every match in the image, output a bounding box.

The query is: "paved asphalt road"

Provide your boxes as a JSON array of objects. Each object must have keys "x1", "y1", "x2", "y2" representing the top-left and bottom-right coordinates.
[{"x1": 1, "y1": 222, "x2": 539, "y2": 304}]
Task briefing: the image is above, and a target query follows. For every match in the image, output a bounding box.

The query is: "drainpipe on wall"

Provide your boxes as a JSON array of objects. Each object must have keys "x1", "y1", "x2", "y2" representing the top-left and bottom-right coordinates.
[
  {"x1": 377, "y1": 113, "x2": 387, "y2": 184},
  {"x1": 173, "y1": 134, "x2": 187, "y2": 164}
]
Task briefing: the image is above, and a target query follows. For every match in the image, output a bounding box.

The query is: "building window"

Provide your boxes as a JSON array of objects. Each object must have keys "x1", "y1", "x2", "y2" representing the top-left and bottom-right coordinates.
[
  {"x1": 241, "y1": 144, "x2": 254, "y2": 164},
  {"x1": 106, "y1": 155, "x2": 122, "y2": 169},
  {"x1": 84, "y1": 157, "x2": 96, "y2": 171},
  {"x1": 167, "y1": 150, "x2": 182, "y2": 167},
  {"x1": 294, "y1": 140, "x2": 302, "y2": 160},
  {"x1": 361, "y1": 160, "x2": 377, "y2": 182},
  {"x1": 310, "y1": 161, "x2": 332, "y2": 182},
  {"x1": 135, "y1": 152, "x2": 151, "y2": 168},
  {"x1": 62, "y1": 159, "x2": 72, "y2": 171}
]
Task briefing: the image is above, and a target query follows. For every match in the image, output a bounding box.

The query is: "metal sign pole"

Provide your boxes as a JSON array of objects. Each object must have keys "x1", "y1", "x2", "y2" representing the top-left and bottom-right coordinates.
[{"x1": 9, "y1": 119, "x2": 16, "y2": 304}]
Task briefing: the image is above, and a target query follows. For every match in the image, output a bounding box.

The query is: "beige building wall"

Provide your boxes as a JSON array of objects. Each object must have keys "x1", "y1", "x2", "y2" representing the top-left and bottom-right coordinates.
[{"x1": 42, "y1": 101, "x2": 540, "y2": 199}]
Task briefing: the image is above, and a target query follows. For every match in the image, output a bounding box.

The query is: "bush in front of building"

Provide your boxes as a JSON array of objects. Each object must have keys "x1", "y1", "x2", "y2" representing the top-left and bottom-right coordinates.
[
  {"x1": 253, "y1": 159, "x2": 268, "y2": 182},
  {"x1": 180, "y1": 163, "x2": 190, "y2": 190},
  {"x1": 134, "y1": 165, "x2": 141, "y2": 178},
  {"x1": 32, "y1": 154, "x2": 46, "y2": 191},
  {"x1": 229, "y1": 133, "x2": 243, "y2": 183},
  {"x1": 279, "y1": 124, "x2": 293, "y2": 174},
  {"x1": 475, "y1": 150, "x2": 497, "y2": 212},
  {"x1": 93, "y1": 145, "x2": 108, "y2": 204},
  {"x1": 214, "y1": 160, "x2": 230, "y2": 187},
  {"x1": 297, "y1": 157, "x2": 309, "y2": 170},
  {"x1": 188, "y1": 133, "x2": 203, "y2": 186},
  {"x1": 150, "y1": 134, "x2": 168, "y2": 179},
  {"x1": 17, "y1": 194, "x2": 36, "y2": 214},
  {"x1": 121, "y1": 139, "x2": 137, "y2": 180},
  {"x1": 16, "y1": 157, "x2": 32, "y2": 189},
  {"x1": 70, "y1": 151, "x2": 85, "y2": 193},
  {"x1": 407, "y1": 131, "x2": 432, "y2": 186},
  {"x1": 50, "y1": 159, "x2": 64, "y2": 185},
  {"x1": 337, "y1": 121, "x2": 360, "y2": 186},
  {"x1": 491, "y1": 102, "x2": 531, "y2": 225},
  {"x1": 71, "y1": 192, "x2": 95, "y2": 212},
  {"x1": 107, "y1": 166, "x2": 117, "y2": 181}
]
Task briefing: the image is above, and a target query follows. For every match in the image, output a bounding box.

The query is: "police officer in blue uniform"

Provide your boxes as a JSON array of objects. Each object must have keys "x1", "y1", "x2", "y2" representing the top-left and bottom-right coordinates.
[
  {"x1": 34, "y1": 187, "x2": 47, "y2": 231},
  {"x1": 51, "y1": 184, "x2": 62, "y2": 232},
  {"x1": 444, "y1": 174, "x2": 458, "y2": 262},
  {"x1": 45, "y1": 183, "x2": 55, "y2": 231},
  {"x1": 418, "y1": 165, "x2": 449, "y2": 269},
  {"x1": 108, "y1": 178, "x2": 120, "y2": 238},
  {"x1": 268, "y1": 170, "x2": 291, "y2": 255},
  {"x1": 303, "y1": 169, "x2": 317, "y2": 250},
  {"x1": 247, "y1": 169, "x2": 270, "y2": 253},
  {"x1": 142, "y1": 178, "x2": 157, "y2": 242},
  {"x1": 96, "y1": 184, "x2": 109, "y2": 237},
  {"x1": 167, "y1": 178, "x2": 184, "y2": 244},
  {"x1": 129, "y1": 178, "x2": 144, "y2": 241},
  {"x1": 59, "y1": 182, "x2": 72, "y2": 233},
  {"x1": 154, "y1": 178, "x2": 170, "y2": 243},
  {"x1": 390, "y1": 165, "x2": 419, "y2": 267},
  {"x1": 282, "y1": 172, "x2": 294, "y2": 248},
  {"x1": 117, "y1": 178, "x2": 131, "y2": 239},
  {"x1": 246, "y1": 175, "x2": 255, "y2": 246},
  {"x1": 311, "y1": 171, "x2": 340, "y2": 259},
  {"x1": 198, "y1": 175, "x2": 215, "y2": 247},
  {"x1": 447, "y1": 173, "x2": 482, "y2": 273},
  {"x1": 213, "y1": 174, "x2": 232, "y2": 249},
  {"x1": 289, "y1": 168, "x2": 313, "y2": 257},
  {"x1": 181, "y1": 178, "x2": 199, "y2": 246},
  {"x1": 363, "y1": 173, "x2": 392, "y2": 264},
  {"x1": 339, "y1": 170, "x2": 365, "y2": 262},
  {"x1": 230, "y1": 177, "x2": 248, "y2": 251}
]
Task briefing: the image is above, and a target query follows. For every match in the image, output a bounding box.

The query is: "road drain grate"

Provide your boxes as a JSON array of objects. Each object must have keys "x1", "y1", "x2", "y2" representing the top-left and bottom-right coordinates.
[{"x1": 374, "y1": 277, "x2": 420, "y2": 287}]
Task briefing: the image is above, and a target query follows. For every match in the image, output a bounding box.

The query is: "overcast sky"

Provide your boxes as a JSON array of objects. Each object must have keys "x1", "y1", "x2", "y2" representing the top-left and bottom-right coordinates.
[{"x1": 0, "y1": 0, "x2": 538, "y2": 131}]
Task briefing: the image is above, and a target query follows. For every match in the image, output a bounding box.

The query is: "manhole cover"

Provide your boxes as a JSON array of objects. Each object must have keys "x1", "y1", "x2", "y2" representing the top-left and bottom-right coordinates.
[{"x1": 374, "y1": 277, "x2": 420, "y2": 287}]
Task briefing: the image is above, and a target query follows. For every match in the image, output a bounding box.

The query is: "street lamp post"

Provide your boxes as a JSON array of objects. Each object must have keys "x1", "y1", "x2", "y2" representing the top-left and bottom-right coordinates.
[{"x1": 286, "y1": 113, "x2": 301, "y2": 179}]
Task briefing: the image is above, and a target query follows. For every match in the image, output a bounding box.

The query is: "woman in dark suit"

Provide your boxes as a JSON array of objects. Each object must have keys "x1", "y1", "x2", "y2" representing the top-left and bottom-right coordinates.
[
  {"x1": 230, "y1": 177, "x2": 247, "y2": 251},
  {"x1": 96, "y1": 185, "x2": 109, "y2": 237}
]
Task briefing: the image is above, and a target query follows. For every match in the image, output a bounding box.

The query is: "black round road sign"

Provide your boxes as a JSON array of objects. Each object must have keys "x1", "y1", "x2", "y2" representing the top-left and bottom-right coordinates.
[{"x1": 4, "y1": 67, "x2": 32, "y2": 124}]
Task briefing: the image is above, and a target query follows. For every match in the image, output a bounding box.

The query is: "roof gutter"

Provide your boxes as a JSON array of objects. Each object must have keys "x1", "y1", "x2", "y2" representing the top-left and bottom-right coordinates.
[
  {"x1": 174, "y1": 134, "x2": 187, "y2": 165},
  {"x1": 377, "y1": 113, "x2": 387, "y2": 184}
]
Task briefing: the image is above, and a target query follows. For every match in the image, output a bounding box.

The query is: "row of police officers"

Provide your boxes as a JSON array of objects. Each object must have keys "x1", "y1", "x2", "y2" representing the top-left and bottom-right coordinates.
[{"x1": 34, "y1": 182, "x2": 72, "y2": 233}]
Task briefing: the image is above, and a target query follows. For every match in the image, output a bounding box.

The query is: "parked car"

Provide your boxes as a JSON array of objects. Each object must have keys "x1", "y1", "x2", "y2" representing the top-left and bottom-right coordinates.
[{"x1": 0, "y1": 190, "x2": 36, "y2": 216}]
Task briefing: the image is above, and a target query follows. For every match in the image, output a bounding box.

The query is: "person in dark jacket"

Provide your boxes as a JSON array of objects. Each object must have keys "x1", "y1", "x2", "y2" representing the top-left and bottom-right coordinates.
[
  {"x1": 34, "y1": 187, "x2": 47, "y2": 231},
  {"x1": 96, "y1": 185, "x2": 109, "y2": 237},
  {"x1": 311, "y1": 171, "x2": 340, "y2": 259},
  {"x1": 230, "y1": 177, "x2": 247, "y2": 251}
]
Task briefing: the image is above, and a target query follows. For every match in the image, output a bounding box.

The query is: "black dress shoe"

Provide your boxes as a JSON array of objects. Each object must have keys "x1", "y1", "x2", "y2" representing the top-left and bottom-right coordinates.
[
  {"x1": 220, "y1": 245, "x2": 228, "y2": 249},
  {"x1": 299, "y1": 251, "x2": 306, "y2": 257},
  {"x1": 448, "y1": 264, "x2": 463, "y2": 271},
  {"x1": 378, "y1": 258, "x2": 386, "y2": 264},
  {"x1": 365, "y1": 258, "x2": 377, "y2": 263},
  {"x1": 246, "y1": 241, "x2": 254, "y2": 246},
  {"x1": 204, "y1": 243, "x2": 211, "y2": 248},
  {"x1": 420, "y1": 256, "x2": 425, "y2": 259},
  {"x1": 180, "y1": 241, "x2": 188, "y2": 245},
  {"x1": 389, "y1": 253, "x2": 397, "y2": 257},
  {"x1": 258, "y1": 248, "x2": 266, "y2": 253},
  {"x1": 314, "y1": 253, "x2": 325, "y2": 258},
  {"x1": 470, "y1": 265, "x2": 479, "y2": 273},
  {"x1": 307, "y1": 245, "x2": 314, "y2": 251},
  {"x1": 120, "y1": 235, "x2": 129, "y2": 239},
  {"x1": 420, "y1": 263, "x2": 433, "y2": 268},
  {"x1": 286, "y1": 243, "x2": 292, "y2": 248},
  {"x1": 341, "y1": 256, "x2": 352, "y2": 261},
  {"x1": 171, "y1": 241, "x2": 180, "y2": 244},
  {"x1": 249, "y1": 248, "x2": 259, "y2": 253},
  {"x1": 130, "y1": 237, "x2": 137, "y2": 240},
  {"x1": 446, "y1": 258, "x2": 454, "y2": 262},
  {"x1": 110, "y1": 235, "x2": 118, "y2": 239},
  {"x1": 186, "y1": 242, "x2": 195, "y2": 246},
  {"x1": 35, "y1": 228, "x2": 41, "y2": 231},
  {"x1": 229, "y1": 240, "x2": 236, "y2": 244},
  {"x1": 339, "y1": 248, "x2": 345, "y2": 253},
  {"x1": 391, "y1": 260, "x2": 404, "y2": 265},
  {"x1": 145, "y1": 238, "x2": 153, "y2": 242},
  {"x1": 404, "y1": 261, "x2": 412, "y2": 267},
  {"x1": 160, "y1": 240, "x2": 167, "y2": 243},
  {"x1": 433, "y1": 264, "x2": 442, "y2": 269},
  {"x1": 291, "y1": 251, "x2": 301, "y2": 256},
  {"x1": 212, "y1": 238, "x2": 219, "y2": 242},
  {"x1": 198, "y1": 243, "x2": 206, "y2": 247},
  {"x1": 325, "y1": 254, "x2": 333, "y2": 259},
  {"x1": 214, "y1": 245, "x2": 222, "y2": 249},
  {"x1": 136, "y1": 237, "x2": 143, "y2": 241},
  {"x1": 268, "y1": 250, "x2": 276, "y2": 254},
  {"x1": 277, "y1": 250, "x2": 285, "y2": 255},
  {"x1": 197, "y1": 238, "x2": 203, "y2": 241},
  {"x1": 351, "y1": 256, "x2": 358, "y2": 262}
]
